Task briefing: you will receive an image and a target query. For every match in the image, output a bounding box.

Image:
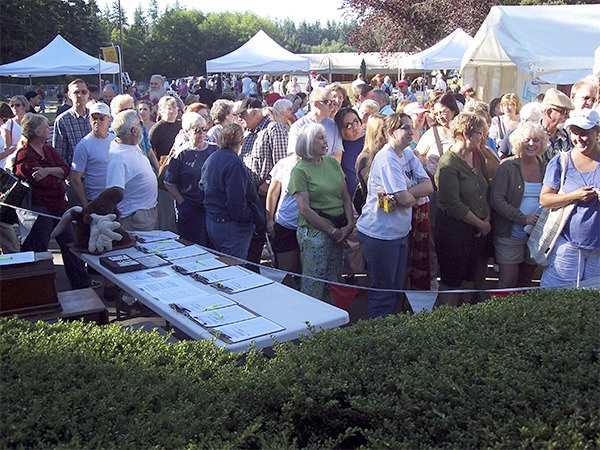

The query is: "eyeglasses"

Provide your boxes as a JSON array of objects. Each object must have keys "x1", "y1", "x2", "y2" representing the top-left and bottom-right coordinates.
[
  {"x1": 319, "y1": 100, "x2": 333, "y2": 106},
  {"x1": 551, "y1": 107, "x2": 570, "y2": 116},
  {"x1": 10, "y1": 103, "x2": 23, "y2": 108},
  {"x1": 190, "y1": 127, "x2": 207, "y2": 134},
  {"x1": 343, "y1": 118, "x2": 361, "y2": 129}
]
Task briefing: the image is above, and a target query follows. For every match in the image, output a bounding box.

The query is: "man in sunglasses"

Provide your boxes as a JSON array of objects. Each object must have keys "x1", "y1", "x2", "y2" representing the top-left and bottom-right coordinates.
[
  {"x1": 287, "y1": 87, "x2": 344, "y2": 163},
  {"x1": 53, "y1": 78, "x2": 91, "y2": 169},
  {"x1": 540, "y1": 88, "x2": 575, "y2": 162}
]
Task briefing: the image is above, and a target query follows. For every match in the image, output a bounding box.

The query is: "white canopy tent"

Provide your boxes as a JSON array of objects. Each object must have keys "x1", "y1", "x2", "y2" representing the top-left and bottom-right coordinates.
[
  {"x1": 0, "y1": 34, "x2": 119, "y2": 77},
  {"x1": 299, "y1": 52, "x2": 404, "y2": 77},
  {"x1": 206, "y1": 30, "x2": 310, "y2": 75},
  {"x1": 594, "y1": 45, "x2": 600, "y2": 76},
  {"x1": 461, "y1": 5, "x2": 600, "y2": 102},
  {"x1": 398, "y1": 28, "x2": 472, "y2": 71}
]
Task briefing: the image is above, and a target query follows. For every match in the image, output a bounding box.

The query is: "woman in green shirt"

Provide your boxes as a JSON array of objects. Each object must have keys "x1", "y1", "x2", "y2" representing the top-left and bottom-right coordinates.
[
  {"x1": 434, "y1": 113, "x2": 491, "y2": 306},
  {"x1": 288, "y1": 123, "x2": 355, "y2": 303}
]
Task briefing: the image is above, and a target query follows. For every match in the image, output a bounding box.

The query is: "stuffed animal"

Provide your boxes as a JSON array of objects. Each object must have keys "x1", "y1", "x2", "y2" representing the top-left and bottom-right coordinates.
[{"x1": 51, "y1": 187, "x2": 135, "y2": 253}]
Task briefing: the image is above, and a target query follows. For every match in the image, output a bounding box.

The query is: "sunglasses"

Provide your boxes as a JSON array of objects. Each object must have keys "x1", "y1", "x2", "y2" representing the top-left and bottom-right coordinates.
[
  {"x1": 10, "y1": 103, "x2": 23, "y2": 108},
  {"x1": 551, "y1": 107, "x2": 570, "y2": 116},
  {"x1": 190, "y1": 127, "x2": 207, "y2": 133}
]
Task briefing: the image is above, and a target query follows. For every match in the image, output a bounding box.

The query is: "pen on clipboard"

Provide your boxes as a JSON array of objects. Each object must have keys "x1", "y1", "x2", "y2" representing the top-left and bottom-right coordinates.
[
  {"x1": 204, "y1": 304, "x2": 222, "y2": 311},
  {"x1": 213, "y1": 311, "x2": 224, "y2": 319},
  {"x1": 0, "y1": 256, "x2": 13, "y2": 261}
]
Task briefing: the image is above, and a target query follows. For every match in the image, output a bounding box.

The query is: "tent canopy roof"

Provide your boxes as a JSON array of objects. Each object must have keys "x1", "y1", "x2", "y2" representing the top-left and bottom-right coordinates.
[
  {"x1": 461, "y1": 5, "x2": 600, "y2": 84},
  {"x1": 0, "y1": 34, "x2": 119, "y2": 77},
  {"x1": 299, "y1": 52, "x2": 404, "y2": 75},
  {"x1": 398, "y1": 29, "x2": 473, "y2": 71},
  {"x1": 206, "y1": 30, "x2": 310, "y2": 75}
]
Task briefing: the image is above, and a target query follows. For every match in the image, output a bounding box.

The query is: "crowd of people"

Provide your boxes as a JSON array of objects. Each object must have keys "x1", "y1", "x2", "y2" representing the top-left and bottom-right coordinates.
[{"x1": 0, "y1": 70, "x2": 598, "y2": 318}]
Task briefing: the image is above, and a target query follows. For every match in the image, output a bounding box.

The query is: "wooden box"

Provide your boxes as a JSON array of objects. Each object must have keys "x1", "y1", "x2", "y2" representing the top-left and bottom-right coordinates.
[{"x1": 0, "y1": 258, "x2": 60, "y2": 317}]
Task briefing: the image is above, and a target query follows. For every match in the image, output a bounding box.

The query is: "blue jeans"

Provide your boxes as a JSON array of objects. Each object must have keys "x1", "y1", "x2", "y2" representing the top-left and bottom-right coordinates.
[
  {"x1": 21, "y1": 206, "x2": 91, "y2": 290},
  {"x1": 541, "y1": 235, "x2": 600, "y2": 288},
  {"x1": 176, "y1": 202, "x2": 210, "y2": 247},
  {"x1": 206, "y1": 218, "x2": 254, "y2": 259},
  {"x1": 358, "y1": 231, "x2": 409, "y2": 318}
]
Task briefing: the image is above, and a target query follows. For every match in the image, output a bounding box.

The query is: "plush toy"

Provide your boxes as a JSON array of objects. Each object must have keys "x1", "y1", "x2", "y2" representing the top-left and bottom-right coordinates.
[{"x1": 51, "y1": 187, "x2": 136, "y2": 253}]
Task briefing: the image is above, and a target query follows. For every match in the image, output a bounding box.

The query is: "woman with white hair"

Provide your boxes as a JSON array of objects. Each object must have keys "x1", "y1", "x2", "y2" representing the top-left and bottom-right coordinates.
[
  {"x1": 490, "y1": 122, "x2": 548, "y2": 288},
  {"x1": 272, "y1": 98, "x2": 295, "y2": 131},
  {"x1": 206, "y1": 99, "x2": 234, "y2": 145},
  {"x1": 288, "y1": 123, "x2": 355, "y2": 303},
  {"x1": 164, "y1": 112, "x2": 218, "y2": 246}
]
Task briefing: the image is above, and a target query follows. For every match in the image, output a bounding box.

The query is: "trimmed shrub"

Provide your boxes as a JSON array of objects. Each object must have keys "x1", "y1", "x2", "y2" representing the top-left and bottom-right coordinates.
[{"x1": 1, "y1": 289, "x2": 598, "y2": 448}]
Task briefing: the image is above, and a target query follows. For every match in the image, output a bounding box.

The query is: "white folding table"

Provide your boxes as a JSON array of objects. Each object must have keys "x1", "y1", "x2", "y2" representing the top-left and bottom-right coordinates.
[{"x1": 79, "y1": 241, "x2": 349, "y2": 352}]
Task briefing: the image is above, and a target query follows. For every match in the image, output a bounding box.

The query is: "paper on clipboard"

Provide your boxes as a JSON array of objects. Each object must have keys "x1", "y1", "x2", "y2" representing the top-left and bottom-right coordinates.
[
  {"x1": 136, "y1": 239, "x2": 185, "y2": 254},
  {"x1": 191, "y1": 304, "x2": 257, "y2": 327},
  {"x1": 172, "y1": 256, "x2": 227, "y2": 275},
  {"x1": 158, "y1": 245, "x2": 208, "y2": 261},
  {"x1": 214, "y1": 274, "x2": 273, "y2": 294},
  {"x1": 170, "y1": 294, "x2": 236, "y2": 315},
  {"x1": 132, "y1": 230, "x2": 178, "y2": 243},
  {"x1": 139, "y1": 277, "x2": 211, "y2": 304},
  {"x1": 126, "y1": 268, "x2": 175, "y2": 284},
  {"x1": 192, "y1": 265, "x2": 252, "y2": 284},
  {"x1": 211, "y1": 316, "x2": 285, "y2": 343},
  {"x1": 0, "y1": 251, "x2": 36, "y2": 266}
]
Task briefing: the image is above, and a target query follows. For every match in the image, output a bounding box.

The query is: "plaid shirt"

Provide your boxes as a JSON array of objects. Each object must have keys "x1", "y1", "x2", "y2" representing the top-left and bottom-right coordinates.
[
  {"x1": 52, "y1": 107, "x2": 91, "y2": 167},
  {"x1": 543, "y1": 124, "x2": 572, "y2": 163},
  {"x1": 240, "y1": 116, "x2": 288, "y2": 187}
]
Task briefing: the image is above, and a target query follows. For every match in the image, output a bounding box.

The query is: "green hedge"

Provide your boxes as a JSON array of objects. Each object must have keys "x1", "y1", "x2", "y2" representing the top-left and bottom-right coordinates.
[{"x1": 1, "y1": 289, "x2": 599, "y2": 449}]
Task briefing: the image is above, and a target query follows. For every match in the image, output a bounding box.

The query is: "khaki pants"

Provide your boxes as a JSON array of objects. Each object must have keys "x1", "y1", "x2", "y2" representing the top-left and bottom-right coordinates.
[{"x1": 120, "y1": 206, "x2": 158, "y2": 232}]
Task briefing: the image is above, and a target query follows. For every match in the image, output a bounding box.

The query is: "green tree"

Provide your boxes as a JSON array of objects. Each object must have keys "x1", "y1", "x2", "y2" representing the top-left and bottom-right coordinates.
[
  {"x1": 145, "y1": 6, "x2": 206, "y2": 78},
  {"x1": 342, "y1": 0, "x2": 598, "y2": 53}
]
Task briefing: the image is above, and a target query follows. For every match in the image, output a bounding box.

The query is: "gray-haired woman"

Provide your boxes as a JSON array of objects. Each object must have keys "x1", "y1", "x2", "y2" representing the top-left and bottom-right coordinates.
[
  {"x1": 14, "y1": 113, "x2": 91, "y2": 289},
  {"x1": 288, "y1": 122, "x2": 354, "y2": 303},
  {"x1": 164, "y1": 112, "x2": 218, "y2": 246},
  {"x1": 206, "y1": 99, "x2": 234, "y2": 145}
]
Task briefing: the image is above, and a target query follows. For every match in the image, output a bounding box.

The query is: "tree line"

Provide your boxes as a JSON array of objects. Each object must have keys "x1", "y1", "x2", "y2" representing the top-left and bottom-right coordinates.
[
  {"x1": 2, "y1": 0, "x2": 592, "y2": 83},
  {"x1": 0, "y1": 0, "x2": 353, "y2": 82}
]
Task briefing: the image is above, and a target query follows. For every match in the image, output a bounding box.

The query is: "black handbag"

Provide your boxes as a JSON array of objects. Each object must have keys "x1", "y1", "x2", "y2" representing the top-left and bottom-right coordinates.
[{"x1": 0, "y1": 160, "x2": 31, "y2": 224}]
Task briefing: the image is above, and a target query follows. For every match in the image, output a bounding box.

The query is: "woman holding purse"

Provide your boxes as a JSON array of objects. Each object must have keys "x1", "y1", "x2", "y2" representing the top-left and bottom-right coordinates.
[{"x1": 540, "y1": 109, "x2": 600, "y2": 287}]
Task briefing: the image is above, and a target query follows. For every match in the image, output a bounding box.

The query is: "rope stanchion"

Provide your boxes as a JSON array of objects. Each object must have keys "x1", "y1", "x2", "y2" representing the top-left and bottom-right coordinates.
[
  {"x1": 0, "y1": 201, "x2": 62, "y2": 221},
  {"x1": 199, "y1": 241, "x2": 547, "y2": 298}
]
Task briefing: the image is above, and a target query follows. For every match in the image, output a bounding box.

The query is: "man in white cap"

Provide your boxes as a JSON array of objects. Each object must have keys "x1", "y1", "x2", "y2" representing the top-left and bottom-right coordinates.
[
  {"x1": 541, "y1": 88, "x2": 575, "y2": 162},
  {"x1": 70, "y1": 102, "x2": 115, "y2": 206}
]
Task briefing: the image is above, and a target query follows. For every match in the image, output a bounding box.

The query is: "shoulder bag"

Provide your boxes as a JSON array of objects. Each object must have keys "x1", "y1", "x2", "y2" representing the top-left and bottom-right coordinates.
[
  {"x1": 0, "y1": 155, "x2": 31, "y2": 224},
  {"x1": 527, "y1": 152, "x2": 574, "y2": 267}
]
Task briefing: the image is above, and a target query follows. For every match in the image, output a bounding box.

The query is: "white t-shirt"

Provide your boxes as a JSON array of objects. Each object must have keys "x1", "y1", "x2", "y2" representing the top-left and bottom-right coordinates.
[
  {"x1": 106, "y1": 140, "x2": 158, "y2": 217},
  {"x1": 270, "y1": 154, "x2": 299, "y2": 229},
  {"x1": 71, "y1": 133, "x2": 115, "y2": 201},
  {"x1": 398, "y1": 147, "x2": 430, "y2": 206},
  {"x1": 1, "y1": 119, "x2": 22, "y2": 168},
  {"x1": 415, "y1": 126, "x2": 454, "y2": 176},
  {"x1": 287, "y1": 115, "x2": 343, "y2": 157},
  {"x1": 356, "y1": 146, "x2": 413, "y2": 240}
]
